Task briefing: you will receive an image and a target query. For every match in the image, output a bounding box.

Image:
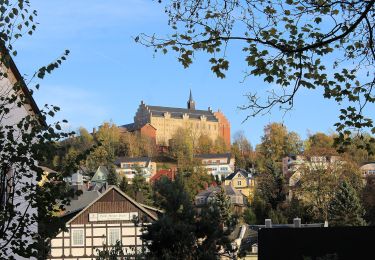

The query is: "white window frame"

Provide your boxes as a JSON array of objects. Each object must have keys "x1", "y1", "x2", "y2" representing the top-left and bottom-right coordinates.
[
  {"x1": 71, "y1": 229, "x2": 84, "y2": 246},
  {"x1": 108, "y1": 227, "x2": 121, "y2": 246}
]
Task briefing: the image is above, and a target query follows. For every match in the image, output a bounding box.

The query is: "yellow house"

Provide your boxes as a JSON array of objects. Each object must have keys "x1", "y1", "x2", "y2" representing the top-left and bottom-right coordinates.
[{"x1": 224, "y1": 169, "x2": 255, "y2": 201}]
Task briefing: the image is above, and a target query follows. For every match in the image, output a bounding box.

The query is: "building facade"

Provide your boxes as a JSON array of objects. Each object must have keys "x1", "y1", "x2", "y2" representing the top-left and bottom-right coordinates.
[
  {"x1": 282, "y1": 154, "x2": 343, "y2": 200},
  {"x1": 224, "y1": 169, "x2": 255, "y2": 200},
  {"x1": 195, "y1": 153, "x2": 235, "y2": 181},
  {"x1": 360, "y1": 162, "x2": 375, "y2": 178},
  {"x1": 0, "y1": 46, "x2": 45, "y2": 259},
  {"x1": 121, "y1": 91, "x2": 231, "y2": 148},
  {"x1": 195, "y1": 185, "x2": 245, "y2": 214},
  {"x1": 114, "y1": 157, "x2": 156, "y2": 183},
  {"x1": 48, "y1": 186, "x2": 157, "y2": 259}
]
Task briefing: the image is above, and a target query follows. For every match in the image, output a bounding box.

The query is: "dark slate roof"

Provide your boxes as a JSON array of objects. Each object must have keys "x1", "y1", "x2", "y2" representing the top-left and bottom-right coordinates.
[
  {"x1": 63, "y1": 190, "x2": 101, "y2": 216},
  {"x1": 196, "y1": 185, "x2": 242, "y2": 198},
  {"x1": 120, "y1": 123, "x2": 137, "y2": 131},
  {"x1": 225, "y1": 169, "x2": 253, "y2": 180},
  {"x1": 195, "y1": 153, "x2": 232, "y2": 163},
  {"x1": 146, "y1": 105, "x2": 218, "y2": 122},
  {"x1": 114, "y1": 156, "x2": 151, "y2": 166}
]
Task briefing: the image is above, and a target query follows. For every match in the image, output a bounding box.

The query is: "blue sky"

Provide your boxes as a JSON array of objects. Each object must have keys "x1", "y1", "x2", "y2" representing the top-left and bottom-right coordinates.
[{"x1": 12, "y1": 0, "x2": 370, "y2": 146}]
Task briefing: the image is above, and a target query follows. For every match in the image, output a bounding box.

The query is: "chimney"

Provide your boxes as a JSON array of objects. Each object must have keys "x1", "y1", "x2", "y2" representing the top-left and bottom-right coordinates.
[
  {"x1": 293, "y1": 218, "x2": 301, "y2": 228},
  {"x1": 93, "y1": 127, "x2": 96, "y2": 134},
  {"x1": 265, "y1": 219, "x2": 272, "y2": 228}
]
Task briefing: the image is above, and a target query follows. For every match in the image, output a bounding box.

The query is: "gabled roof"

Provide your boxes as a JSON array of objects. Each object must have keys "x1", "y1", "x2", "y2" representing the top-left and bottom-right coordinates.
[
  {"x1": 0, "y1": 44, "x2": 46, "y2": 126},
  {"x1": 145, "y1": 104, "x2": 218, "y2": 122},
  {"x1": 66, "y1": 186, "x2": 157, "y2": 225},
  {"x1": 91, "y1": 166, "x2": 109, "y2": 183},
  {"x1": 225, "y1": 169, "x2": 253, "y2": 180},
  {"x1": 150, "y1": 169, "x2": 176, "y2": 182},
  {"x1": 63, "y1": 190, "x2": 101, "y2": 216}
]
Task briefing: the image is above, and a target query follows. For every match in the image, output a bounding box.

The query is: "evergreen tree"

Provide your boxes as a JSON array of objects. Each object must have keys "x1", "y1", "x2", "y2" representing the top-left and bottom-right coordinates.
[
  {"x1": 107, "y1": 168, "x2": 118, "y2": 186},
  {"x1": 196, "y1": 188, "x2": 236, "y2": 259},
  {"x1": 243, "y1": 208, "x2": 256, "y2": 225},
  {"x1": 328, "y1": 181, "x2": 366, "y2": 227},
  {"x1": 119, "y1": 176, "x2": 129, "y2": 194},
  {"x1": 142, "y1": 177, "x2": 197, "y2": 259}
]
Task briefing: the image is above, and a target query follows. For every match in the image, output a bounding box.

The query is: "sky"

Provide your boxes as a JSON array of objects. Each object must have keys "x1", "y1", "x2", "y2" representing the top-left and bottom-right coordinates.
[{"x1": 11, "y1": 0, "x2": 373, "y2": 146}]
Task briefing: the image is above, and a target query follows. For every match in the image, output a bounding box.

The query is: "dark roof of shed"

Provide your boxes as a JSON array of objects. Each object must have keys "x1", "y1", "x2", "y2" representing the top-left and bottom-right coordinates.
[{"x1": 146, "y1": 105, "x2": 218, "y2": 122}]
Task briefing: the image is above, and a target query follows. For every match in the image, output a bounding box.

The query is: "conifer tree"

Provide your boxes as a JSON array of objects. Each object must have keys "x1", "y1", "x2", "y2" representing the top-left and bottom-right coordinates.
[
  {"x1": 107, "y1": 169, "x2": 118, "y2": 186},
  {"x1": 119, "y1": 176, "x2": 129, "y2": 193},
  {"x1": 328, "y1": 181, "x2": 366, "y2": 227}
]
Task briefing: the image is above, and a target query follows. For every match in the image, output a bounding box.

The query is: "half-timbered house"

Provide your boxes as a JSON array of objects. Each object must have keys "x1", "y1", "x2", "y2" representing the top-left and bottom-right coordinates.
[{"x1": 48, "y1": 186, "x2": 158, "y2": 259}]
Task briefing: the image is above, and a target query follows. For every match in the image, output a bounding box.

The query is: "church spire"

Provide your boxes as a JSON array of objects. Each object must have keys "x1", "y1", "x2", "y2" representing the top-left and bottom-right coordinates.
[{"x1": 187, "y1": 89, "x2": 195, "y2": 110}]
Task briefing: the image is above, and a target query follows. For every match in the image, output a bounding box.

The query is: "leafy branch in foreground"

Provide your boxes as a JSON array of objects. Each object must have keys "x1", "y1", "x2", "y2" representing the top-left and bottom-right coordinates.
[
  {"x1": 1, "y1": 1, "x2": 74, "y2": 258},
  {"x1": 137, "y1": 0, "x2": 375, "y2": 149}
]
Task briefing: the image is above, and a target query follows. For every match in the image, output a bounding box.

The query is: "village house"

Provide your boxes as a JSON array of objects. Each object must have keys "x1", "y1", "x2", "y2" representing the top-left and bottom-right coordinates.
[
  {"x1": 360, "y1": 162, "x2": 375, "y2": 178},
  {"x1": 195, "y1": 185, "x2": 246, "y2": 214},
  {"x1": 0, "y1": 45, "x2": 46, "y2": 259},
  {"x1": 48, "y1": 186, "x2": 158, "y2": 259},
  {"x1": 195, "y1": 153, "x2": 235, "y2": 181},
  {"x1": 224, "y1": 169, "x2": 255, "y2": 201},
  {"x1": 282, "y1": 154, "x2": 343, "y2": 200},
  {"x1": 114, "y1": 157, "x2": 156, "y2": 183}
]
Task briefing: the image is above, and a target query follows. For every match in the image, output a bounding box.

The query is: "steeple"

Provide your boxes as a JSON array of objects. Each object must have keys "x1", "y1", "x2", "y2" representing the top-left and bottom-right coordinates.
[{"x1": 187, "y1": 89, "x2": 195, "y2": 110}]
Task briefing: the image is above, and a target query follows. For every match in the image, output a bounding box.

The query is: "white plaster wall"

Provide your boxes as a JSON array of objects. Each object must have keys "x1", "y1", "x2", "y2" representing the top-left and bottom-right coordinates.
[{"x1": 0, "y1": 64, "x2": 38, "y2": 259}]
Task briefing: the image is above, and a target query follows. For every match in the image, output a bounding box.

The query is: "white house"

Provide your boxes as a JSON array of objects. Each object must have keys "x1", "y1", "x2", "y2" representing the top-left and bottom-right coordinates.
[
  {"x1": 195, "y1": 153, "x2": 235, "y2": 181},
  {"x1": 114, "y1": 157, "x2": 156, "y2": 183},
  {"x1": 0, "y1": 46, "x2": 45, "y2": 259}
]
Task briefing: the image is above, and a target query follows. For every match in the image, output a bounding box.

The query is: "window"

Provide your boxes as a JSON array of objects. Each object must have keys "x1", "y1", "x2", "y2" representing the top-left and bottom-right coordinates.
[
  {"x1": 108, "y1": 228, "x2": 120, "y2": 245},
  {"x1": 72, "y1": 229, "x2": 84, "y2": 246},
  {"x1": 237, "y1": 180, "x2": 242, "y2": 186}
]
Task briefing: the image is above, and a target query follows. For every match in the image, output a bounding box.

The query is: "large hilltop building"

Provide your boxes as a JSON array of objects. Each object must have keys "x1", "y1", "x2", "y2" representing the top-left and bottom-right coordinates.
[{"x1": 121, "y1": 91, "x2": 231, "y2": 148}]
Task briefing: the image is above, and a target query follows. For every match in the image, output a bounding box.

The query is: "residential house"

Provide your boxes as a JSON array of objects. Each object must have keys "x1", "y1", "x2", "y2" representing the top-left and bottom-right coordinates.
[
  {"x1": 195, "y1": 185, "x2": 245, "y2": 214},
  {"x1": 360, "y1": 162, "x2": 375, "y2": 178},
  {"x1": 282, "y1": 154, "x2": 343, "y2": 200},
  {"x1": 0, "y1": 45, "x2": 46, "y2": 259},
  {"x1": 224, "y1": 169, "x2": 255, "y2": 201},
  {"x1": 149, "y1": 168, "x2": 176, "y2": 183},
  {"x1": 115, "y1": 157, "x2": 156, "y2": 183},
  {"x1": 195, "y1": 153, "x2": 235, "y2": 181},
  {"x1": 48, "y1": 186, "x2": 158, "y2": 259},
  {"x1": 91, "y1": 166, "x2": 109, "y2": 185}
]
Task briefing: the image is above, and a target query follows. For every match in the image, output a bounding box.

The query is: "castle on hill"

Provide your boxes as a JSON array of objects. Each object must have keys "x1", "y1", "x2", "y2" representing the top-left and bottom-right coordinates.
[{"x1": 121, "y1": 91, "x2": 230, "y2": 148}]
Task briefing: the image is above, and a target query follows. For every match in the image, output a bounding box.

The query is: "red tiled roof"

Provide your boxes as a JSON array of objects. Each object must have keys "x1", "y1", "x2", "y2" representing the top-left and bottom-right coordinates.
[{"x1": 150, "y1": 169, "x2": 176, "y2": 183}]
